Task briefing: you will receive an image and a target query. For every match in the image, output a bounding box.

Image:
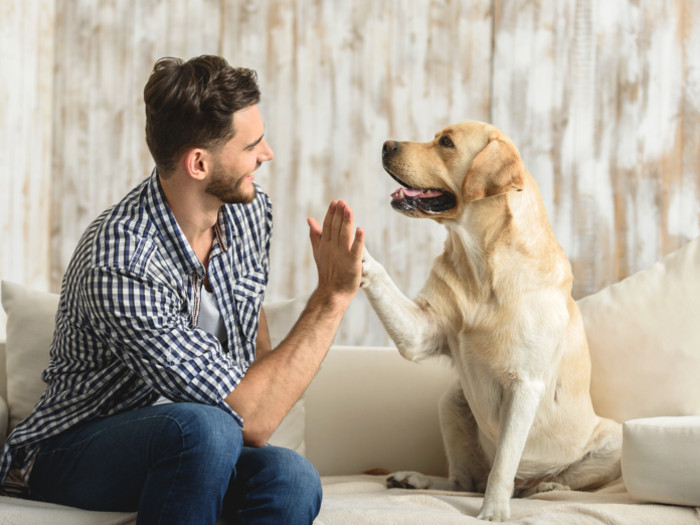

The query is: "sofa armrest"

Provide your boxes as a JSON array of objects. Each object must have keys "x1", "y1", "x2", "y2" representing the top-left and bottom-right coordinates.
[
  {"x1": 0, "y1": 341, "x2": 6, "y2": 441},
  {"x1": 304, "y1": 345, "x2": 455, "y2": 477},
  {"x1": 0, "y1": 393, "x2": 7, "y2": 442},
  {"x1": 0, "y1": 341, "x2": 6, "y2": 402}
]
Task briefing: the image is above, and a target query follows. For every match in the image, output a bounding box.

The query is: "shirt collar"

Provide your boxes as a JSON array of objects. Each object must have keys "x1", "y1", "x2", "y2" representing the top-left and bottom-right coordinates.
[{"x1": 146, "y1": 169, "x2": 205, "y2": 277}]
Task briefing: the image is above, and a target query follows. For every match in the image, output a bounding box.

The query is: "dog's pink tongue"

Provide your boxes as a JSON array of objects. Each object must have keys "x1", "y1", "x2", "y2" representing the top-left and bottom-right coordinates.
[{"x1": 392, "y1": 188, "x2": 442, "y2": 199}]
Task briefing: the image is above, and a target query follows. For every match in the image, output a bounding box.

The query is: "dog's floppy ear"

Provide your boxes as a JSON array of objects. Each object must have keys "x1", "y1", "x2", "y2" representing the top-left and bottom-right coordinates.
[{"x1": 462, "y1": 131, "x2": 525, "y2": 203}]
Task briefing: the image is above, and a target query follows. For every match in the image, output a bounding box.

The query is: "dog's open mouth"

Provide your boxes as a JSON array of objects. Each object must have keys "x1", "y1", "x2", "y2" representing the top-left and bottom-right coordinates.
[{"x1": 390, "y1": 185, "x2": 456, "y2": 213}]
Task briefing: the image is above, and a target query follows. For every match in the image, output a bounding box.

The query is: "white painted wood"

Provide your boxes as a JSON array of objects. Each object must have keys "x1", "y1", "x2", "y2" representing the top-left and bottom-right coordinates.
[{"x1": 0, "y1": 0, "x2": 55, "y2": 340}]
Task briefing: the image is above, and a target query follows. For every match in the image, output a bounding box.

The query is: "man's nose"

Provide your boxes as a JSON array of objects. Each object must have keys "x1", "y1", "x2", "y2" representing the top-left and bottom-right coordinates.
[{"x1": 260, "y1": 139, "x2": 274, "y2": 162}]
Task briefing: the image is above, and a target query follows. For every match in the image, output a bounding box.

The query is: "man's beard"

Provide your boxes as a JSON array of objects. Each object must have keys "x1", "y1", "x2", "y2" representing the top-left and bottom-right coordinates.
[{"x1": 205, "y1": 161, "x2": 258, "y2": 205}]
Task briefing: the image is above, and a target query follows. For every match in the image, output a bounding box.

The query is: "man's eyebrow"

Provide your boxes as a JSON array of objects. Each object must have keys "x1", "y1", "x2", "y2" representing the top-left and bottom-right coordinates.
[{"x1": 244, "y1": 133, "x2": 265, "y2": 150}]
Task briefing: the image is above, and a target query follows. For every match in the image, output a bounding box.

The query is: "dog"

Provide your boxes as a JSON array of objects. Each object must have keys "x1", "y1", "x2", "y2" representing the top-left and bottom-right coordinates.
[{"x1": 360, "y1": 121, "x2": 622, "y2": 521}]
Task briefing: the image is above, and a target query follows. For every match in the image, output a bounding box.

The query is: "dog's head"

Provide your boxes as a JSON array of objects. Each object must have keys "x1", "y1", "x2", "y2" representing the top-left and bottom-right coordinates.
[{"x1": 382, "y1": 121, "x2": 525, "y2": 220}]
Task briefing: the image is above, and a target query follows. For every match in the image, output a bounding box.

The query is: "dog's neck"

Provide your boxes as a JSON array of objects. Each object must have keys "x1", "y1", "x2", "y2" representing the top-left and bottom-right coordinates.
[{"x1": 441, "y1": 188, "x2": 546, "y2": 286}]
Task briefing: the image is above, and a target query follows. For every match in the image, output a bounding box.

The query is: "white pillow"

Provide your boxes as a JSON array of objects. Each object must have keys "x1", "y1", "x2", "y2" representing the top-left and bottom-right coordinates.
[
  {"x1": 622, "y1": 416, "x2": 700, "y2": 506},
  {"x1": 1, "y1": 280, "x2": 310, "y2": 455},
  {"x1": 578, "y1": 236, "x2": 700, "y2": 422},
  {"x1": 263, "y1": 295, "x2": 310, "y2": 455},
  {"x1": 1, "y1": 281, "x2": 58, "y2": 431}
]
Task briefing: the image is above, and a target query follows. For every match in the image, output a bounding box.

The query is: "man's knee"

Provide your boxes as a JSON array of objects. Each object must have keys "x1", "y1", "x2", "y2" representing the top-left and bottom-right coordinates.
[
  {"x1": 154, "y1": 403, "x2": 242, "y2": 474},
  {"x1": 273, "y1": 447, "x2": 321, "y2": 493},
  {"x1": 245, "y1": 446, "x2": 322, "y2": 521}
]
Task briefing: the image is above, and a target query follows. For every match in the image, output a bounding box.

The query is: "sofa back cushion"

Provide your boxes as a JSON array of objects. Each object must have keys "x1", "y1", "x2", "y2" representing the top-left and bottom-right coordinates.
[
  {"x1": 304, "y1": 345, "x2": 454, "y2": 476},
  {"x1": 578, "y1": 235, "x2": 700, "y2": 422}
]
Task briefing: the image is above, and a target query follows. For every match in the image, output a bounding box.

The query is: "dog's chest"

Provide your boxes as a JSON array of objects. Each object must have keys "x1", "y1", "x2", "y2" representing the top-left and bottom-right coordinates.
[{"x1": 445, "y1": 328, "x2": 548, "y2": 431}]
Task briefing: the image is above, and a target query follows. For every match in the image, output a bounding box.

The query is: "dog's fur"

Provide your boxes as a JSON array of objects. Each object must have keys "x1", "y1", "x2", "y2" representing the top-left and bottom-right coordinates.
[{"x1": 361, "y1": 121, "x2": 621, "y2": 521}]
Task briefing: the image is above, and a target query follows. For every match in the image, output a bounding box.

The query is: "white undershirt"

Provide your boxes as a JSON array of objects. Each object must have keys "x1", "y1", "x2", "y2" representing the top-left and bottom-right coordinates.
[
  {"x1": 197, "y1": 285, "x2": 227, "y2": 345},
  {"x1": 153, "y1": 285, "x2": 226, "y2": 405}
]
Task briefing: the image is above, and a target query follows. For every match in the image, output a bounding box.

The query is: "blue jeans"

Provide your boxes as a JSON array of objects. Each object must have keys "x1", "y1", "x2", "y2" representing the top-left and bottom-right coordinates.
[{"x1": 27, "y1": 403, "x2": 322, "y2": 524}]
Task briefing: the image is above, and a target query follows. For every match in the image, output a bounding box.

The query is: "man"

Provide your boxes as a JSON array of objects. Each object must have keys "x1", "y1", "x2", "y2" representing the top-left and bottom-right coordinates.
[{"x1": 0, "y1": 55, "x2": 364, "y2": 524}]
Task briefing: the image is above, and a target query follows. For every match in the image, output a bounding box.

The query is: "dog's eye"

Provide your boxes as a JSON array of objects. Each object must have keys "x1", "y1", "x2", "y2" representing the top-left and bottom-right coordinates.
[{"x1": 439, "y1": 135, "x2": 454, "y2": 148}]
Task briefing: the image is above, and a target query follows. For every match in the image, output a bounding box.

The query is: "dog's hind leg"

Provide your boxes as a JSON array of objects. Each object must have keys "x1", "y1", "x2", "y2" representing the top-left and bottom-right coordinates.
[
  {"x1": 546, "y1": 416, "x2": 622, "y2": 493},
  {"x1": 387, "y1": 380, "x2": 490, "y2": 492},
  {"x1": 438, "y1": 380, "x2": 491, "y2": 492}
]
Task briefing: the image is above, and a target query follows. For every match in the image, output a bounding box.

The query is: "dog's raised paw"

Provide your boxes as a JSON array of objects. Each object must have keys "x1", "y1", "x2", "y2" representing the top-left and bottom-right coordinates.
[
  {"x1": 386, "y1": 471, "x2": 431, "y2": 490},
  {"x1": 360, "y1": 248, "x2": 377, "y2": 288}
]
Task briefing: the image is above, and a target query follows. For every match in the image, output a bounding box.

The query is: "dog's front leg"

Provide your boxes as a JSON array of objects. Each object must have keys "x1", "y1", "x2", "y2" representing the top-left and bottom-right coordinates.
[
  {"x1": 478, "y1": 378, "x2": 544, "y2": 522},
  {"x1": 361, "y1": 248, "x2": 441, "y2": 361}
]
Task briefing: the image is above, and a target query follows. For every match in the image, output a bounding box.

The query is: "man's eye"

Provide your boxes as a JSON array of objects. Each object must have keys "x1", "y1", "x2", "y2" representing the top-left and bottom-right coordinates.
[{"x1": 439, "y1": 135, "x2": 454, "y2": 148}]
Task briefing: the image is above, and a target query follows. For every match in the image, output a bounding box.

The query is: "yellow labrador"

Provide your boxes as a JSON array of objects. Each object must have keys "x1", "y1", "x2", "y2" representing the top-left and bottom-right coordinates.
[{"x1": 361, "y1": 121, "x2": 621, "y2": 521}]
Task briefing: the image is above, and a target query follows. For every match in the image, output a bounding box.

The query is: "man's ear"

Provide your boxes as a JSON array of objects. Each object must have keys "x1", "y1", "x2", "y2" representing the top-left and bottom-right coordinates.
[
  {"x1": 182, "y1": 148, "x2": 208, "y2": 181},
  {"x1": 462, "y1": 132, "x2": 525, "y2": 203}
]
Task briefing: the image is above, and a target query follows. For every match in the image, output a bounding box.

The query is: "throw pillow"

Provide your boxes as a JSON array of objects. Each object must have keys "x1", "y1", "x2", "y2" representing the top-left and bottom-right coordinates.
[
  {"x1": 578, "y1": 236, "x2": 700, "y2": 422},
  {"x1": 263, "y1": 295, "x2": 310, "y2": 455},
  {"x1": 1, "y1": 281, "x2": 58, "y2": 431},
  {"x1": 622, "y1": 416, "x2": 700, "y2": 506}
]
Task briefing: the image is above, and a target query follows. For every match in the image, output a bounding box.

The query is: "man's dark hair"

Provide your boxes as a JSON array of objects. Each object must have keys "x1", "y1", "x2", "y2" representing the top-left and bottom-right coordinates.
[{"x1": 144, "y1": 55, "x2": 260, "y2": 175}]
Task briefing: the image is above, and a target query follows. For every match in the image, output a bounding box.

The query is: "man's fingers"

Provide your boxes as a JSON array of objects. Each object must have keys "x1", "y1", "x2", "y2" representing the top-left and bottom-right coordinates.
[
  {"x1": 330, "y1": 201, "x2": 348, "y2": 246},
  {"x1": 336, "y1": 201, "x2": 355, "y2": 250},
  {"x1": 321, "y1": 200, "x2": 337, "y2": 243},
  {"x1": 308, "y1": 217, "x2": 321, "y2": 251},
  {"x1": 315, "y1": 200, "x2": 363, "y2": 257}
]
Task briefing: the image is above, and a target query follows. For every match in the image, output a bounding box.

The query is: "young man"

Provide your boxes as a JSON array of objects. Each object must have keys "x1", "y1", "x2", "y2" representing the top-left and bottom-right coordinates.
[{"x1": 0, "y1": 55, "x2": 364, "y2": 524}]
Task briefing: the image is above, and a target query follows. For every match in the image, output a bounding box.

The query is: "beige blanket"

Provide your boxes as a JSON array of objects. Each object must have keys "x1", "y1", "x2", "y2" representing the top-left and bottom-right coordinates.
[{"x1": 316, "y1": 475, "x2": 700, "y2": 524}]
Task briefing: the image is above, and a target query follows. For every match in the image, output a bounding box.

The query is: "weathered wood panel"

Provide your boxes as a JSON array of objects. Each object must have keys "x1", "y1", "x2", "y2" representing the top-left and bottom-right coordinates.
[
  {"x1": 0, "y1": 0, "x2": 55, "y2": 340},
  {"x1": 1, "y1": 0, "x2": 698, "y2": 345}
]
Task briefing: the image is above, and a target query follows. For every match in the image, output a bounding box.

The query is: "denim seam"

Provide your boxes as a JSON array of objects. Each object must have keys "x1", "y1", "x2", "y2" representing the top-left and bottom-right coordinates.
[{"x1": 154, "y1": 417, "x2": 186, "y2": 525}]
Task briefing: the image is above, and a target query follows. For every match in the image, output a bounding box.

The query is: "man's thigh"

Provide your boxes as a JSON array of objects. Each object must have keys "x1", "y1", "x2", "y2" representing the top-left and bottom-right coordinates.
[{"x1": 28, "y1": 402, "x2": 242, "y2": 512}]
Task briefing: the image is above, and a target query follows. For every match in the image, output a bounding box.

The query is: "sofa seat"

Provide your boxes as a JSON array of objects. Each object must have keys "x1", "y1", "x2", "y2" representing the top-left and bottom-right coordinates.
[
  {"x1": 315, "y1": 475, "x2": 698, "y2": 524},
  {"x1": 1, "y1": 474, "x2": 698, "y2": 525},
  {"x1": 0, "y1": 495, "x2": 135, "y2": 524}
]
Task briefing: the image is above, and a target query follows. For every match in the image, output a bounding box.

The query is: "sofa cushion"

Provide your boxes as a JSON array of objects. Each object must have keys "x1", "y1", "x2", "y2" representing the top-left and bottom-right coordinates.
[
  {"x1": 578, "y1": 236, "x2": 700, "y2": 422},
  {"x1": 0, "y1": 281, "x2": 307, "y2": 455},
  {"x1": 622, "y1": 416, "x2": 700, "y2": 506},
  {"x1": 1, "y1": 281, "x2": 58, "y2": 431}
]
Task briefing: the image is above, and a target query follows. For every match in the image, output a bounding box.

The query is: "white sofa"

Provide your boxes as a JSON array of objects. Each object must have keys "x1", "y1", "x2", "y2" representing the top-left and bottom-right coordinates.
[{"x1": 1, "y1": 236, "x2": 700, "y2": 524}]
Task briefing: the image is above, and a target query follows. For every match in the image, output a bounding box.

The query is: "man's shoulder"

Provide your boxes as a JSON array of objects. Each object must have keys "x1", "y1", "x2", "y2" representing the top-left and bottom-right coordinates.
[{"x1": 83, "y1": 179, "x2": 162, "y2": 271}]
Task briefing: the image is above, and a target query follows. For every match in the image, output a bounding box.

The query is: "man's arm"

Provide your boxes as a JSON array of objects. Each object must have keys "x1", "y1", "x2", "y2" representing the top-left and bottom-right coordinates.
[
  {"x1": 226, "y1": 200, "x2": 364, "y2": 446},
  {"x1": 254, "y1": 307, "x2": 272, "y2": 360}
]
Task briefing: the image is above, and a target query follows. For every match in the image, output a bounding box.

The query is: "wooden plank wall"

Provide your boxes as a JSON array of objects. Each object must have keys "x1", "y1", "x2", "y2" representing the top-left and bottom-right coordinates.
[{"x1": 1, "y1": 0, "x2": 698, "y2": 345}]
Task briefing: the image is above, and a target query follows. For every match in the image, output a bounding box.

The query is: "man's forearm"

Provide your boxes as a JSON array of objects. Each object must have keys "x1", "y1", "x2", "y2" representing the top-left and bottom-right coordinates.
[
  {"x1": 228, "y1": 199, "x2": 363, "y2": 446},
  {"x1": 224, "y1": 288, "x2": 351, "y2": 446}
]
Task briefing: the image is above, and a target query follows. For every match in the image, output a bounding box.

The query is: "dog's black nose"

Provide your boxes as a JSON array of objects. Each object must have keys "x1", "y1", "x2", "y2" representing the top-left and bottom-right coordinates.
[{"x1": 382, "y1": 140, "x2": 399, "y2": 158}]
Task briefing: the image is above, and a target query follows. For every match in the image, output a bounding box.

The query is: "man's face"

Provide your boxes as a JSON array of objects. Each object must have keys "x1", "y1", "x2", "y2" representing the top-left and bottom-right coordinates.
[{"x1": 206, "y1": 104, "x2": 274, "y2": 204}]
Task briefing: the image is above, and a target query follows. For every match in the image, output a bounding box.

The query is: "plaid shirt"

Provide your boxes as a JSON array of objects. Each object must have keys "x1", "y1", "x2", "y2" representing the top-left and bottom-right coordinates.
[{"x1": 0, "y1": 171, "x2": 272, "y2": 488}]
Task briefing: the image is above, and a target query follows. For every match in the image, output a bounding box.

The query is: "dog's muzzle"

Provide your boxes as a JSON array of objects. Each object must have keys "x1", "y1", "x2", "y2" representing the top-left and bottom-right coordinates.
[{"x1": 382, "y1": 141, "x2": 456, "y2": 214}]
